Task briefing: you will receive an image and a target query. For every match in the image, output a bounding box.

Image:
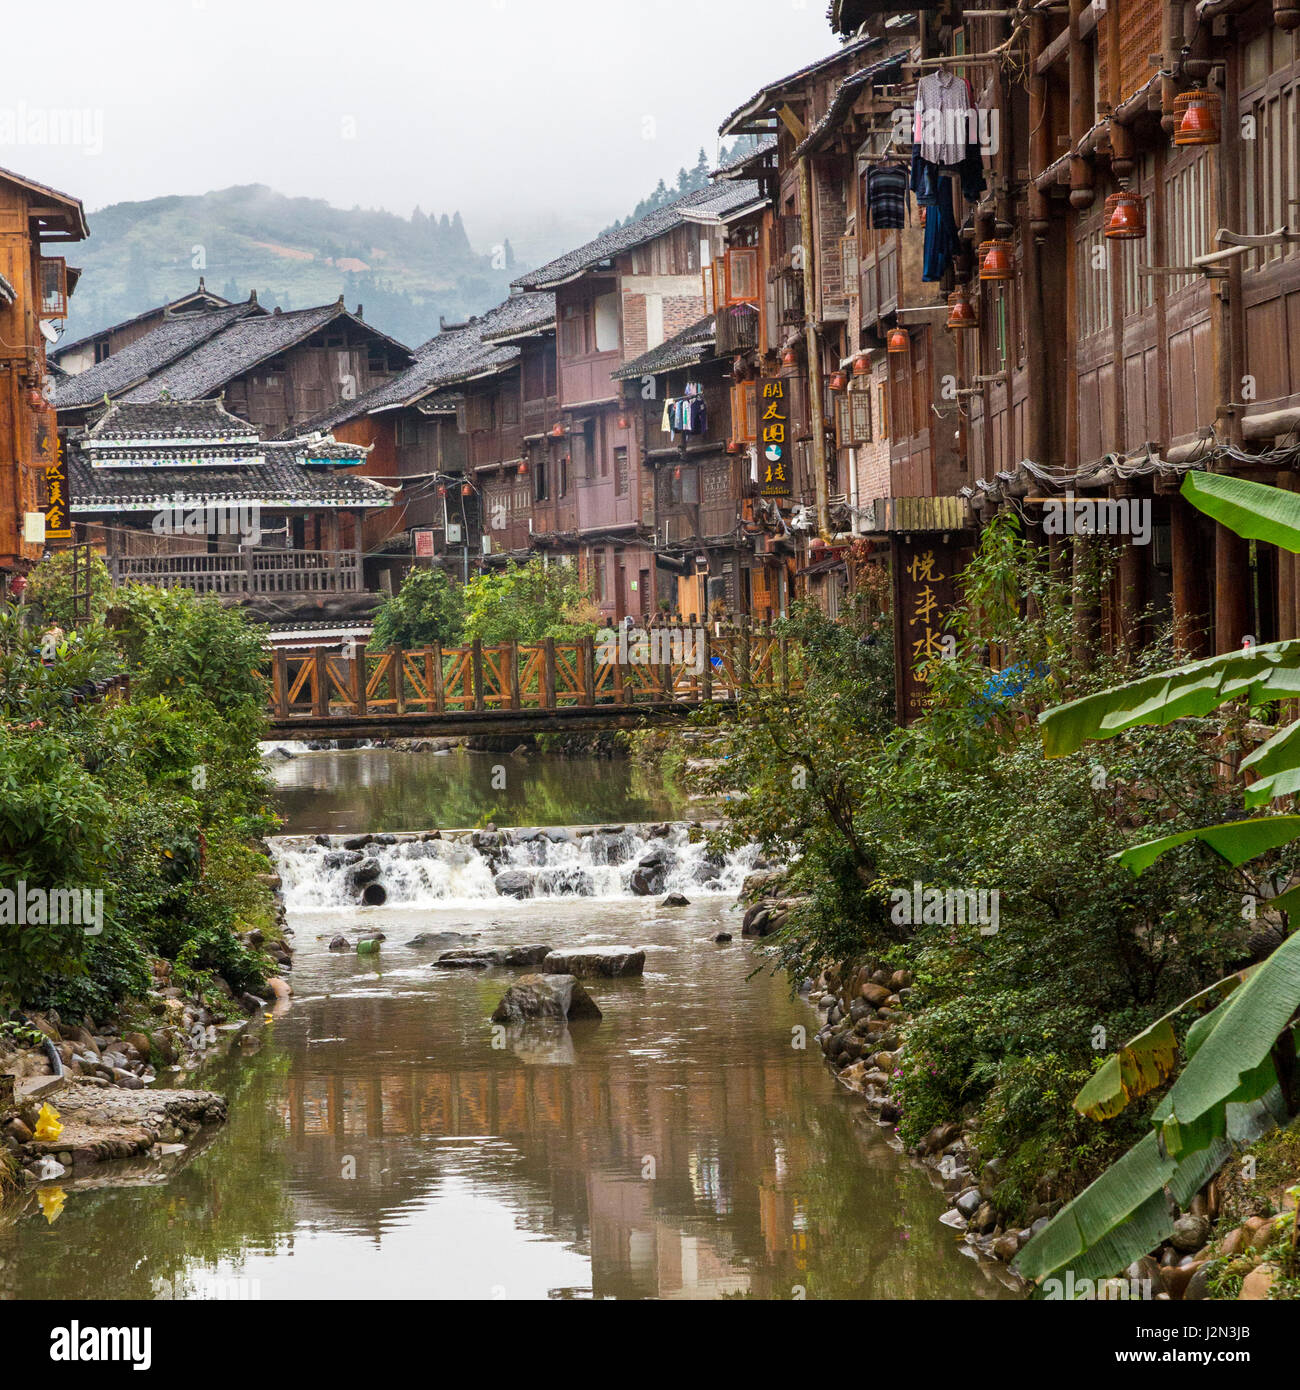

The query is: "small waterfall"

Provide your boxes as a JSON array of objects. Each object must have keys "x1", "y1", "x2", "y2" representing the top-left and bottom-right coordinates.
[{"x1": 271, "y1": 823, "x2": 757, "y2": 911}]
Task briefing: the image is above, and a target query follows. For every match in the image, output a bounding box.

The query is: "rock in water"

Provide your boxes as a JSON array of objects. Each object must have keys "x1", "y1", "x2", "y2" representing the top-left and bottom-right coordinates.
[
  {"x1": 494, "y1": 870, "x2": 535, "y2": 900},
  {"x1": 490, "y1": 974, "x2": 602, "y2": 1024},
  {"x1": 541, "y1": 947, "x2": 645, "y2": 978},
  {"x1": 660, "y1": 893, "x2": 690, "y2": 907}
]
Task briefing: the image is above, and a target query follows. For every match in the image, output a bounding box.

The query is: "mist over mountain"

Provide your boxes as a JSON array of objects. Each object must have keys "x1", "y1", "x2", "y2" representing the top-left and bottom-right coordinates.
[{"x1": 61, "y1": 184, "x2": 521, "y2": 350}]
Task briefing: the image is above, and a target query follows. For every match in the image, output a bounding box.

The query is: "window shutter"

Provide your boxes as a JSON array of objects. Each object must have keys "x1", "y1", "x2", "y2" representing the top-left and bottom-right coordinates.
[
  {"x1": 841, "y1": 236, "x2": 858, "y2": 297},
  {"x1": 725, "y1": 248, "x2": 759, "y2": 305},
  {"x1": 850, "y1": 388, "x2": 873, "y2": 443}
]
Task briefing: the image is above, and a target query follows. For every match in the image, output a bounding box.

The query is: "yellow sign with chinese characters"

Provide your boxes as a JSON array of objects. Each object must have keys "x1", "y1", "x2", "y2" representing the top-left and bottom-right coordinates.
[{"x1": 758, "y1": 380, "x2": 791, "y2": 498}]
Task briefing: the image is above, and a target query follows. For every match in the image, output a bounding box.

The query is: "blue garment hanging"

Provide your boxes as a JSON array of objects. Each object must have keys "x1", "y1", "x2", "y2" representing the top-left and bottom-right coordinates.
[{"x1": 922, "y1": 175, "x2": 960, "y2": 282}]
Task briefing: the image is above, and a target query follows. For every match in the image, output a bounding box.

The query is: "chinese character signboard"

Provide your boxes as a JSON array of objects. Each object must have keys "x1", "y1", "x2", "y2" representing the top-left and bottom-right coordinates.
[
  {"x1": 892, "y1": 535, "x2": 969, "y2": 724},
  {"x1": 39, "y1": 417, "x2": 72, "y2": 542},
  {"x1": 758, "y1": 379, "x2": 791, "y2": 497},
  {"x1": 413, "y1": 528, "x2": 436, "y2": 559}
]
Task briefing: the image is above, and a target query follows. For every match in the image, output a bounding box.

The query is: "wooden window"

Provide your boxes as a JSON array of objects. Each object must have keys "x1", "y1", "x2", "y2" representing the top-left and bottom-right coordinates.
[
  {"x1": 730, "y1": 380, "x2": 757, "y2": 442},
  {"x1": 39, "y1": 258, "x2": 68, "y2": 319},
  {"x1": 535, "y1": 458, "x2": 550, "y2": 501},
  {"x1": 594, "y1": 293, "x2": 620, "y2": 352},
  {"x1": 850, "y1": 386, "x2": 873, "y2": 443},
  {"x1": 615, "y1": 445, "x2": 629, "y2": 497},
  {"x1": 1075, "y1": 228, "x2": 1112, "y2": 338},
  {"x1": 559, "y1": 301, "x2": 589, "y2": 357},
  {"x1": 841, "y1": 236, "x2": 858, "y2": 298},
  {"x1": 467, "y1": 393, "x2": 494, "y2": 432},
  {"x1": 1165, "y1": 152, "x2": 1212, "y2": 291},
  {"x1": 725, "y1": 248, "x2": 759, "y2": 305},
  {"x1": 501, "y1": 390, "x2": 520, "y2": 426}
]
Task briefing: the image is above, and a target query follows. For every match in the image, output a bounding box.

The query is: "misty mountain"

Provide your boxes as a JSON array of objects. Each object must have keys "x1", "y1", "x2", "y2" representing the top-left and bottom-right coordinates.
[{"x1": 60, "y1": 184, "x2": 521, "y2": 351}]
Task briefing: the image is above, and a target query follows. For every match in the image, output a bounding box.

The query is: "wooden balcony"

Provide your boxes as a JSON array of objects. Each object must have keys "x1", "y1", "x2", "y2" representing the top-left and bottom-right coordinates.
[{"x1": 112, "y1": 549, "x2": 362, "y2": 596}]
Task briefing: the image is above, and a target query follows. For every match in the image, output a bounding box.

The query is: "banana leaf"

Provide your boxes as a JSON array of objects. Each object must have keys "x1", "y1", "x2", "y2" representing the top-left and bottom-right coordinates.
[
  {"x1": 1153, "y1": 930, "x2": 1300, "y2": 1159},
  {"x1": 1112, "y1": 815, "x2": 1300, "y2": 875},
  {"x1": 1073, "y1": 969, "x2": 1252, "y2": 1121},
  {"x1": 1039, "y1": 640, "x2": 1300, "y2": 758},
  {"x1": 1182, "y1": 469, "x2": 1300, "y2": 554}
]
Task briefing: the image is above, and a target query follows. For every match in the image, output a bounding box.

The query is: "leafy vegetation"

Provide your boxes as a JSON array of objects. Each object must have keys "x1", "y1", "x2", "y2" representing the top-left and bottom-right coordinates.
[
  {"x1": 694, "y1": 512, "x2": 1264, "y2": 1248},
  {"x1": 0, "y1": 574, "x2": 278, "y2": 1018}
]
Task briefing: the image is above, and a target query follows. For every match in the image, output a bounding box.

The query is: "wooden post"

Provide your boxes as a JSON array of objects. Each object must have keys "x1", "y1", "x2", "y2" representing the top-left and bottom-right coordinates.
[
  {"x1": 581, "y1": 635, "x2": 595, "y2": 706},
  {"x1": 1115, "y1": 485, "x2": 1144, "y2": 653},
  {"x1": 612, "y1": 642, "x2": 627, "y2": 705},
  {"x1": 1171, "y1": 497, "x2": 1211, "y2": 659},
  {"x1": 273, "y1": 647, "x2": 289, "y2": 718},
  {"x1": 432, "y1": 648, "x2": 446, "y2": 714},
  {"x1": 1214, "y1": 522, "x2": 1251, "y2": 654},
  {"x1": 355, "y1": 641, "x2": 368, "y2": 717},
  {"x1": 390, "y1": 648, "x2": 406, "y2": 715},
  {"x1": 472, "y1": 639, "x2": 485, "y2": 712},
  {"x1": 738, "y1": 617, "x2": 752, "y2": 692},
  {"x1": 544, "y1": 637, "x2": 557, "y2": 710},
  {"x1": 508, "y1": 640, "x2": 521, "y2": 711},
  {"x1": 700, "y1": 630, "x2": 713, "y2": 702},
  {"x1": 312, "y1": 647, "x2": 328, "y2": 717}
]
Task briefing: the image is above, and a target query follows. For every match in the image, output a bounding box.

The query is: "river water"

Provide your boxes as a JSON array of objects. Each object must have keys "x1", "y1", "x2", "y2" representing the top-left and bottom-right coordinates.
[{"x1": 0, "y1": 747, "x2": 1012, "y2": 1301}]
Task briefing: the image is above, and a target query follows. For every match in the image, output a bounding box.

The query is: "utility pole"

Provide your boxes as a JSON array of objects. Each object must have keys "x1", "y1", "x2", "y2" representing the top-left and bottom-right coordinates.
[{"x1": 797, "y1": 154, "x2": 830, "y2": 539}]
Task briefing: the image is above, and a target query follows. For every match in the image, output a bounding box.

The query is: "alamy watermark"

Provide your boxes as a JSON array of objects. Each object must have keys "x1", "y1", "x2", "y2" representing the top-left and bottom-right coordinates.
[
  {"x1": 152, "y1": 499, "x2": 262, "y2": 545},
  {"x1": 0, "y1": 882, "x2": 103, "y2": 936},
  {"x1": 889, "y1": 881, "x2": 1000, "y2": 936},
  {"x1": 0, "y1": 104, "x2": 104, "y2": 157},
  {"x1": 1043, "y1": 494, "x2": 1151, "y2": 545},
  {"x1": 596, "y1": 626, "x2": 706, "y2": 676},
  {"x1": 890, "y1": 106, "x2": 1000, "y2": 155}
]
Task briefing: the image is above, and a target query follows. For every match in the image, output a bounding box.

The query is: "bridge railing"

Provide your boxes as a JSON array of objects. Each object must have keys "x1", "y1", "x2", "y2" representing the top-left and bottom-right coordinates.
[{"x1": 265, "y1": 625, "x2": 801, "y2": 720}]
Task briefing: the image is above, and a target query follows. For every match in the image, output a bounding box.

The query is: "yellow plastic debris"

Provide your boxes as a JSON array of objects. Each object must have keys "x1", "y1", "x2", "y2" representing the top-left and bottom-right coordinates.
[
  {"x1": 33, "y1": 1103, "x2": 63, "y2": 1143},
  {"x1": 37, "y1": 1186, "x2": 66, "y2": 1224}
]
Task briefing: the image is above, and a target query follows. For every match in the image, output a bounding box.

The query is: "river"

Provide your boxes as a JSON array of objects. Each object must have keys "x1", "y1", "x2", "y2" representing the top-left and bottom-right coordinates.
[{"x1": 0, "y1": 746, "x2": 1013, "y2": 1300}]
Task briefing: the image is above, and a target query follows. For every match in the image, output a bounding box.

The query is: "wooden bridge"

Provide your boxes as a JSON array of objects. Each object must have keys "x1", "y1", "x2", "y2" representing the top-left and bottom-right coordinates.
[{"x1": 264, "y1": 625, "x2": 799, "y2": 738}]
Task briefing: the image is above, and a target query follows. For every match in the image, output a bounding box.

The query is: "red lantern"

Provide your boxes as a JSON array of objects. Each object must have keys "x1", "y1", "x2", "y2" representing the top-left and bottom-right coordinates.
[
  {"x1": 1104, "y1": 189, "x2": 1147, "y2": 240},
  {"x1": 27, "y1": 386, "x2": 45, "y2": 410},
  {"x1": 978, "y1": 240, "x2": 1014, "y2": 281},
  {"x1": 617, "y1": 414, "x2": 629, "y2": 430},
  {"x1": 726, "y1": 440, "x2": 740, "y2": 454},
  {"x1": 673, "y1": 466, "x2": 682, "y2": 480},
  {"x1": 781, "y1": 347, "x2": 797, "y2": 367},
  {"x1": 517, "y1": 460, "x2": 529, "y2": 475},
  {"x1": 549, "y1": 422, "x2": 565, "y2": 438},
  {"x1": 946, "y1": 292, "x2": 978, "y2": 329},
  {"x1": 887, "y1": 328, "x2": 909, "y2": 354},
  {"x1": 461, "y1": 483, "x2": 473, "y2": 497},
  {"x1": 828, "y1": 370, "x2": 848, "y2": 392},
  {"x1": 1173, "y1": 90, "x2": 1220, "y2": 146},
  {"x1": 437, "y1": 484, "x2": 447, "y2": 497},
  {"x1": 852, "y1": 354, "x2": 870, "y2": 377}
]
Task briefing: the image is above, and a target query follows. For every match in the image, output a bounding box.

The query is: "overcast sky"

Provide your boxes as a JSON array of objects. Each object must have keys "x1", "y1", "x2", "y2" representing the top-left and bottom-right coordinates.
[{"x1": 4, "y1": 0, "x2": 835, "y2": 257}]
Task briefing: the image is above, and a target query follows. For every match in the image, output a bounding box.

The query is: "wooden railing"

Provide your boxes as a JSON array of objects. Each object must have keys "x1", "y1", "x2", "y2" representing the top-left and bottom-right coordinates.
[
  {"x1": 265, "y1": 624, "x2": 800, "y2": 721},
  {"x1": 113, "y1": 550, "x2": 361, "y2": 596}
]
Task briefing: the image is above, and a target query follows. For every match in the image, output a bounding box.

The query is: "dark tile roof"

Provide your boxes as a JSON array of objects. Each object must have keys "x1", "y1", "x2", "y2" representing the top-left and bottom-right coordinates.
[
  {"x1": 50, "y1": 300, "x2": 266, "y2": 409},
  {"x1": 289, "y1": 292, "x2": 554, "y2": 434},
  {"x1": 718, "y1": 32, "x2": 884, "y2": 135},
  {"x1": 712, "y1": 137, "x2": 778, "y2": 181},
  {"x1": 80, "y1": 398, "x2": 260, "y2": 442},
  {"x1": 511, "y1": 185, "x2": 761, "y2": 291},
  {"x1": 51, "y1": 282, "x2": 232, "y2": 363},
  {"x1": 119, "y1": 303, "x2": 387, "y2": 404},
  {"x1": 795, "y1": 52, "x2": 910, "y2": 157},
  {"x1": 613, "y1": 314, "x2": 717, "y2": 380}
]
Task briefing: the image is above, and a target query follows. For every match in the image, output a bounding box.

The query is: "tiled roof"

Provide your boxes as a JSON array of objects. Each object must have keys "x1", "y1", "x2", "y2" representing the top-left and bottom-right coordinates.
[
  {"x1": 80, "y1": 398, "x2": 259, "y2": 442},
  {"x1": 50, "y1": 300, "x2": 266, "y2": 409},
  {"x1": 51, "y1": 282, "x2": 232, "y2": 364},
  {"x1": 511, "y1": 185, "x2": 761, "y2": 291},
  {"x1": 290, "y1": 292, "x2": 554, "y2": 434},
  {"x1": 718, "y1": 32, "x2": 884, "y2": 135},
  {"x1": 120, "y1": 303, "x2": 364, "y2": 403},
  {"x1": 712, "y1": 137, "x2": 778, "y2": 181},
  {"x1": 0, "y1": 164, "x2": 88, "y2": 238},
  {"x1": 795, "y1": 51, "x2": 910, "y2": 157},
  {"x1": 69, "y1": 450, "x2": 394, "y2": 510},
  {"x1": 613, "y1": 315, "x2": 716, "y2": 379}
]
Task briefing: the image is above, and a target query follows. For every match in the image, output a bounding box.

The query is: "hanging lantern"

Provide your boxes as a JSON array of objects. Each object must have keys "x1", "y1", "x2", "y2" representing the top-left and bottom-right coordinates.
[
  {"x1": 732, "y1": 356, "x2": 748, "y2": 380},
  {"x1": 1173, "y1": 89, "x2": 1221, "y2": 146},
  {"x1": 1104, "y1": 188, "x2": 1147, "y2": 240},
  {"x1": 617, "y1": 414, "x2": 629, "y2": 429},
  {"x1": 828, "y1": 370, "x2": 848, "y2": 392},
  {"x1": 946, "y1": 291, "x2": 978, "y2": 329},
  {"x1": 726, "y1": 439, "x2": 741, "y2": 455},
  {"x1": 461, "y1": 483, "x2": 473, "y2": 497},
  {"x1": 978, "y1": 240, "x2": 1014, "y2": 281},
  {"x1": 852, "y1": 354, "x2": 870, "y2": 377},
  {"x1": 517, "y1": 460, "x2": 529, "y2": 475},
  {"x1": 27, "y1": 386, "x2": 45, "y2": 410},
  {"x1": 549, "y1": 422, "x2": 565, "y2": 438},
  {"x1": 437, "y1": 484, "x2": 447, "y2": 497},
  {"x1": 781, "y1": 346, "x2": 797, "y2": 367},
  {"x1": 887, "y1": 328, "x2": 909, "y2": 354},
  {"x1": 673, "y1": 466, "x2": 682, "y2": 480}
]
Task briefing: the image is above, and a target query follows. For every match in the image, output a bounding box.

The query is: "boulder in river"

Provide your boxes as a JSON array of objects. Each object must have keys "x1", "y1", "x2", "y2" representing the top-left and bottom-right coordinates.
[
  {"x1": 408, "y1": 931, "x2": 478, "y2": 949},
  {"x1": 660, "y1": 892, "x2": 690, "y2": 907},
  {"x1": 494, "y1": 870, "x2": 535, "y2": 900},
  {"x1": 541, "y1": 947, "x2": 645, "y2": 979},
  {"x1": 435, "y1": 945, "x2": 554, "y2": 969},
  {"x1": 327, "y1": 935, "x2": 352, "y2": 951},
  {"x1": 490, "y1": 974, "x2": 603, "y2": 1024}
]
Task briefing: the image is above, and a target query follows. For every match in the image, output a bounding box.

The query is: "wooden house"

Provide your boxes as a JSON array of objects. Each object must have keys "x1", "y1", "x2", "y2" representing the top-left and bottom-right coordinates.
[
  {"x1": 0, "y1": 165, "x2": 88, "y2": 574},
  {"x1": 50, "y1": 279, "x2": 232, "y2": 375}
]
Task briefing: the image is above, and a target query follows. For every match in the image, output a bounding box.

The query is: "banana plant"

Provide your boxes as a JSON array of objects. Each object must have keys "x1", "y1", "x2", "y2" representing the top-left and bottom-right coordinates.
[{"x1": 1015, "y1": 470, "x2": 1300, "y2": 1291}]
